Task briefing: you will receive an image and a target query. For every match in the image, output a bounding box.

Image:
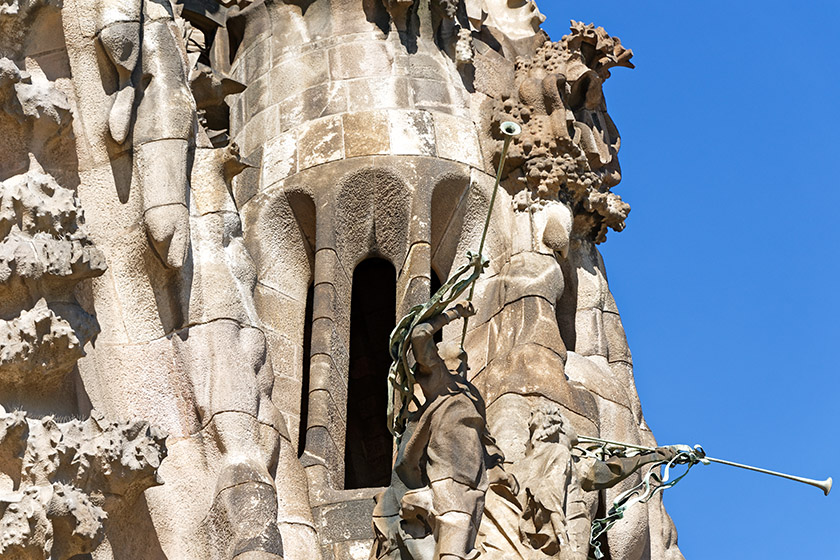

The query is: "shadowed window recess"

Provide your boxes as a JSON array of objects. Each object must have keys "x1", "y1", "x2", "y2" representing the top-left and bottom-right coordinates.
[
  {"x1": 344, "y1": 258, "x2": 397, "y2": 489},
  {"x1": 298, "y1": 283, "x2": 314, "y2": 458}
]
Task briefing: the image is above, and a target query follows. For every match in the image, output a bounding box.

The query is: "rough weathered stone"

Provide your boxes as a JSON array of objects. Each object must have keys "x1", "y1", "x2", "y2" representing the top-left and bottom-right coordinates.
[
  {"x1": 0, "y1": 1, "x2": 685, "y2": 559},
  {"x1": 0, "y1": 409, "x2": 165, "y2": 560},
  {"x1": 491, "y1": 21, "x2": 633, "y2": 243}
]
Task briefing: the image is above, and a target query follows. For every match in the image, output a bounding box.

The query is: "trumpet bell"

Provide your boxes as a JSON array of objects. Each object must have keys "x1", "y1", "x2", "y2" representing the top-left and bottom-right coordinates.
[
  {"x1": 821, "y1": 477, "x2": 832, "y2": 496},
  {"x1": 500, "y1": 121, "x2": 521, "y2": 137}
]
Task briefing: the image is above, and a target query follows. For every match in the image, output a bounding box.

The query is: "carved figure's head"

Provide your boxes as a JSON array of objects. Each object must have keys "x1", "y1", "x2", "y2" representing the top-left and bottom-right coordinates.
[
  {"x1": 440, "y1": 342, "x2": 469, "y2": 378},
  {"x1": 528, "y1": 403, "x2": 577, "y2": 447}
]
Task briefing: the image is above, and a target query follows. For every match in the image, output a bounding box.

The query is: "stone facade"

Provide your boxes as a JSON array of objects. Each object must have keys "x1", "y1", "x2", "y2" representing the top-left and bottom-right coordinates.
[{"x1": 0, "y1": 1, "x2": 684, "y2": 559}]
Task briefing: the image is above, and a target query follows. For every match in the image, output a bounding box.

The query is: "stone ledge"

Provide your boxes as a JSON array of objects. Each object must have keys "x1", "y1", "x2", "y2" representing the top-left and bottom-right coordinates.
[{"x1": 256, "y1": 110, "x2": 484, "y2": 189}]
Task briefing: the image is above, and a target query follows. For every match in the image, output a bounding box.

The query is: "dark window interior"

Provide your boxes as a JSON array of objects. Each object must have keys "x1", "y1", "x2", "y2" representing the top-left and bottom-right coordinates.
[
  {"x1": 298, "y1": 283, "x2": 314, "y2": 458},
  {"x1": 344, "y1": 258, "x2": 396, "y2": 489},
  {"x1": 430, "y1": 268, "x2": 443, "y2": 343}
]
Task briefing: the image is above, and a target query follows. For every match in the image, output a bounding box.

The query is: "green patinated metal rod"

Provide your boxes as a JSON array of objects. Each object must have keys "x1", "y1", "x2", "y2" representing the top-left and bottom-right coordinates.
[
  {"x1": 459, "y1": 121, "x2": 521, "y2": 350},
  {"x1": 577, "y1": 435, "x2": 832, "y2": 495}
]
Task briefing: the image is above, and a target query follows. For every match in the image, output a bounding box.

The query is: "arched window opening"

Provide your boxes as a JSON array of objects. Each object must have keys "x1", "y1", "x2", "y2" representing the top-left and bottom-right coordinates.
[
  {"x1": 430, "y1": 268, "x2": 443, "y2": 343},
  {"x1": 344, "y1": 258, "x2": 396, "y2": 489},
  {"x1": 298, "y1": 283, "x2": 314, "y2": 458}
]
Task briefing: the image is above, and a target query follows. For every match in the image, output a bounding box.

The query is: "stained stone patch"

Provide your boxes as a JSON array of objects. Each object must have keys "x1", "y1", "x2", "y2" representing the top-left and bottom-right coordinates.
[
  {"x1": 389, "y1": 110, "x2": 436, "y2": 156},
  {"x1": 262, "y1": 132, "x2": 298, "y2": 186},
  {"x1": 297, "y1": 115, "x2": 345, "y2": 171},
  {"x1": 342, "y1": 111, "x2": 391, "y2": 158},
  {"x1": 328, "y1": 40, "x2": 393, "y2": 81},
  {"x1": 433, "y1": 112, "x2": 483, "y2": 168},
  {"x1": 346, "y1": 76, "x2": 411, "y2": 113}
]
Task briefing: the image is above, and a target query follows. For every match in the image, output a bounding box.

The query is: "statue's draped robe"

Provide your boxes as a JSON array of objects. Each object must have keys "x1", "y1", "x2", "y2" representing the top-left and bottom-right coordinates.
[{"x1": 371, "y1": 380, "x2": 503, "y2": 560}]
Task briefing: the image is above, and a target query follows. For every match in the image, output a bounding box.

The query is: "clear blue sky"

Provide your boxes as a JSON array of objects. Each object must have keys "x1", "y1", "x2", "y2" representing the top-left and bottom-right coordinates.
[{"x1": 539, "y1": 2, "x2": 839, "y2": 558}]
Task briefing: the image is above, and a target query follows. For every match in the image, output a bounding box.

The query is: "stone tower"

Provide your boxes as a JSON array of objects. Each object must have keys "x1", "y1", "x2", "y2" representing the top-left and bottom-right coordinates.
[{"x1": 0, "y1": 1, "x2": 683, "y2": 559}]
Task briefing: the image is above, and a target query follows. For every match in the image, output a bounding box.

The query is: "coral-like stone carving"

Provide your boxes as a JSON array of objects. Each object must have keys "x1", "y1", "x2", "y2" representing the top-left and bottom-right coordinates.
[
  {"x1": 0, "y1": 156, "x2": 105, "y2": 289},
  {"x1": 0, "y1": 300, "x2": 96, "y2": 390},
  {"x1": 0, "y1": 3, "x2": 170, "y2": 560},
  {"x1": 0, "y1": 57, "x2": 69, "y2": 128},
  {"x1": 0, "y1": 409, "x2": 166, "y2": 560},
  {"x1": 493, "y1": 22, "x2": 634, "y2": 243},
  {"x1": 0, "y1": 157, "x2": 105, "y2": 391},
  {"x1": 183, "y1": 12, "x2": 246, "y2": 148}
]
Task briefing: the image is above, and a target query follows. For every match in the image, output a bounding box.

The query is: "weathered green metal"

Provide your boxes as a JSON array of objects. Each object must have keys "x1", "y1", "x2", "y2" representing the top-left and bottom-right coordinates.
[
  {"x1": 577, "y1": 435, "x2": 832, "y2": 559},
  {"x1": 459, "y1": 121, "x2": 521, "y2": 350}
]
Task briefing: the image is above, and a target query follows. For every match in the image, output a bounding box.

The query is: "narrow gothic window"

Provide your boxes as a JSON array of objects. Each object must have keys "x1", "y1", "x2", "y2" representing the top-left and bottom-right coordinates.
[
  {"x1": 430, "y1": 268, "x2": 443, "y2": 343},
  {"x1": 344, "y1": 258, "x2": 396, "y2": 489},
  {"x1": 298, "y1": 283, "x2": 314, "y2": 458}
]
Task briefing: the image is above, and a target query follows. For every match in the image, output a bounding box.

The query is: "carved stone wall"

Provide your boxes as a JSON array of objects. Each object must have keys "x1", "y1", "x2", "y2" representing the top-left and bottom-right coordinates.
[{"x1": 0, "y1": 1, "x2": 685, "y2": 559}]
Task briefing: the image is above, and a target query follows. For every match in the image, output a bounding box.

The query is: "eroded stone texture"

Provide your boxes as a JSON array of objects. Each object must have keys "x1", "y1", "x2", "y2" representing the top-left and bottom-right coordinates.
[
  {"x1": 0, "y1": 159, "x2": 105, "y2": 297},
  {"x1": 0, "y1": 148, "x2": 104, "y2": 403},
  {"x1": 1, "y1": 1, "x2": 295, "y2": 558},
  {"x1": 489, "y1": 21, "x2": 633, "y2": 244},
  {"x1": 0, "y1": 409, "x2": 166, "y2": 560},
  {"x1": 0, "y1": 300, "x2": 96, "y2": 391},
  {"x1": 0, "y1": 0, "x2": 686, "y2": 559},
  {"x1": 0, "y1": 0, "x2": 104, "y2": 417}
]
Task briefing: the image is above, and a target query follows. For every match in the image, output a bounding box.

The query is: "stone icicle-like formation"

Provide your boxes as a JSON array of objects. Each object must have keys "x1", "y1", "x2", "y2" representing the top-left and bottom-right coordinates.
[
  {"x1": 1, "y1": 2, "x2": 168, "y2": 559},
  {"x1": 0, "y1": 1, "x2": 685, "y2": 559}
]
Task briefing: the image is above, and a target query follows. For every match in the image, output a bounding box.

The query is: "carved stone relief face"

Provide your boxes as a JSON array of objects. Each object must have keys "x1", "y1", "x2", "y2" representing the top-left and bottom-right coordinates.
[{"x1": 527, "y1": 404, "x2": 576, "y2": 451}]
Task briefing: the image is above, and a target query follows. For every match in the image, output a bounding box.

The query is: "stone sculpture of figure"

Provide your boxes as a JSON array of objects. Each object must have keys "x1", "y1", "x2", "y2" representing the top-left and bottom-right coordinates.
[
  {"x1": 475, "y1": 20, "x2": 684, "y2": 560},
  {"x1": 371, "y1": 301, "x2": 516, "y2": 560},
  {"x1": 97, "y1": 0, "x2": 193, "y2": 268},
  {"x1": 479, "y1": 404, "x2": 678, "y2": 560}
]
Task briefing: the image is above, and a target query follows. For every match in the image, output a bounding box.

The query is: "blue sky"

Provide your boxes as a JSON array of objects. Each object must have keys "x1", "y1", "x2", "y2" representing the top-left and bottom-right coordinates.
[{"x1": 539, "y1": 2, "x2": 839, "y2": 558}]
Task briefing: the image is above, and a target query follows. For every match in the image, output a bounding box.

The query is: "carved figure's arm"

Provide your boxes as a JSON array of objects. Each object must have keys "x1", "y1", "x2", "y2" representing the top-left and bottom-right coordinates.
[
  {"x1": 410, "y1": 302, "x2": 474, "y2": 370},
  {"x1": 580, "y1": 448, "x2": 675, "y2": 492}
]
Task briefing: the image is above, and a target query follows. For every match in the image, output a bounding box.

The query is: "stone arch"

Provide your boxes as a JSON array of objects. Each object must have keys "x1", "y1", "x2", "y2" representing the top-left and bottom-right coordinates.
[
  {"x1": 334, "y1": 167, "x2": 412, "y2": 269},
  {"x1": 299, "y1": 166, "x2": 413, "y2": 489}
]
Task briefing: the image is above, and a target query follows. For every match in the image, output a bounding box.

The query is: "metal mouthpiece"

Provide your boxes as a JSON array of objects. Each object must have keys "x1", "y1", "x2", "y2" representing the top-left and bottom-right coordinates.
[{"x1": 500, "y1": 121, "x2": 521, "y2": 137}]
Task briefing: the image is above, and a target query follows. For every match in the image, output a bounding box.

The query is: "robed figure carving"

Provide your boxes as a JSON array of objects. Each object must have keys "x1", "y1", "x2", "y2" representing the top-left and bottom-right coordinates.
[
  {"x1": 370, "y1": 260, "x2": 681, "y2": 560},
  {"x1": 371, "y1": 299, "x2": 518, "y2": 560}
]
